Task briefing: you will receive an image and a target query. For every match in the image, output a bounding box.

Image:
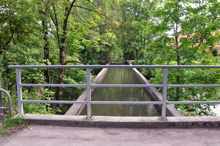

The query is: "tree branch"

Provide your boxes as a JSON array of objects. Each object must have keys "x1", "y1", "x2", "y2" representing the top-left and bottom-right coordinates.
[
  {"x1": 63, "y1": 0, "x2": 77, "y2": 33},
  {"x1": 50, "y1": 4, "x2": 61, "y2": 49},
  {"x1": 73, "y1": 5, "x2": 104, "y2": 16}
]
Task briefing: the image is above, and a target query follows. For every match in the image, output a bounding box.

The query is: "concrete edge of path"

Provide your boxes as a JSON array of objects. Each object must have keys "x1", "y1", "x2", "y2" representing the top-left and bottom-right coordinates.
[{"x1": 22, "y1": 114, "x2": 220, "y2": 128}]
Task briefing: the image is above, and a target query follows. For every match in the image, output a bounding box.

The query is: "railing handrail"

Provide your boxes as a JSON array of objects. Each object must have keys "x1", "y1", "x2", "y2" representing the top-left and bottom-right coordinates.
[{"x1": 8, "y1": 64, "x2": 220, "y2": 69}]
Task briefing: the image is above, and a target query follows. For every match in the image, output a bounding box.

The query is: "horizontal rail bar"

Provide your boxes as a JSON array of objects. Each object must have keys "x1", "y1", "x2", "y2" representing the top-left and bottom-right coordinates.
[
  {"x1": 168, "y1": 101, "x2": 220, "y2": 104},
  {"x1": 19, "y1": 83, "x2": 220, "y2": 88},
  {"x1": 90, "y1": 101, "x2": 162, "y2": 105},
  {"x1": 22, "y1": 99, "x2": 220, "y2": 105},
  {"x1": 22, "y1": 100, "x2": 83, "y2": 104},
  {"x1": 8, "y1": 64, "x2": 220, "y2": 69},
  {"x1": 169, "y1": 84, "x2": 220, "y2": 88},
  {"x1": 0, "y1": 107, "x2": 7, "y2": 109},
  {"x1": 91, "y1": 84, "x2": 163, "y2": 88},
  {"x1": 93, "y1": 84, "x2": 220, "y2": 88},
  {"x1": 22, "y1": 100, "x2": 162, "y2": 105},
  {"x1": 21, "y1": 83, "x2": 86, "y2": 88}
]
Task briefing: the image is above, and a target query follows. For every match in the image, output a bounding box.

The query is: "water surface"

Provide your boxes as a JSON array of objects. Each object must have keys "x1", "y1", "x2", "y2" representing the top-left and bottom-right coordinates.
[{"x1": 82, "y1": 68, "x2": 160, "y2": 116}]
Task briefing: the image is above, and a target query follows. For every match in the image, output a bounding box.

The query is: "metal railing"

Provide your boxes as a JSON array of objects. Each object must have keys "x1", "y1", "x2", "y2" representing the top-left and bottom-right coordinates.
[
  {"x1": 0, "y1": 88, "x2": 13, "y2": 116},
  {"x1": 8, "y1": 64, "x2": 220, "y2": 120}
]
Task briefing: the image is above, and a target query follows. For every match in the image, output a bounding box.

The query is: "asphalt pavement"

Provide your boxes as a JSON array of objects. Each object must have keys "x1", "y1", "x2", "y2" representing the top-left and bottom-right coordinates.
[{"x1": 1, "y1": 125, "x2": 220, "y2": 146}]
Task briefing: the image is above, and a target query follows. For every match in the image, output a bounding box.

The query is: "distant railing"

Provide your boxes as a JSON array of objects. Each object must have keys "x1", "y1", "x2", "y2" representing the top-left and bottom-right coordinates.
[{"x1": 8, "y1": 64, "x2": 220, "y2": 120}]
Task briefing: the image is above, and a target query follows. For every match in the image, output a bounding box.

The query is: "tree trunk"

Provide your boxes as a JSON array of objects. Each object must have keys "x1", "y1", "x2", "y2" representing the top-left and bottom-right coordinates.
[
  {"x1": 174, "y1": 24, "x2": 181, "y2": 100},
  {"x1": 52, "y1": 0, "x2": 77, "y2": 100},
  {"x1": 55, "y1": 7, "x2": 69, "y2": 100},
  {"x1": 121, "y1": 7, "x2": 127, "y2": 61},
  {"x1": 56, "y1": 35, "x2": 66, "y2": 100},
  {"x1": 42, "y1": 16, "x2": 50, "y2": 83}
]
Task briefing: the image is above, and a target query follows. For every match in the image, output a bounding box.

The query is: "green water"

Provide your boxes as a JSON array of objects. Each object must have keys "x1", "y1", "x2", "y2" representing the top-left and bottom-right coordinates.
[{"x1": 82, "y1": 68, "x2": 160, "y2": 116}]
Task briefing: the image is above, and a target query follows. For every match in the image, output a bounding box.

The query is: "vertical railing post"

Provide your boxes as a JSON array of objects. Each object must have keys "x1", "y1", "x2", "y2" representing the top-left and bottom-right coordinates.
[
  {"x1": 161, "y1": 68, "x2": 168, "y2": 120},
  {"x1": 86, "y1": 68, "x2": 92, "y2": 119},
  {"x1": 16, "y1": 68, "x2": 24, "y2": 115}
]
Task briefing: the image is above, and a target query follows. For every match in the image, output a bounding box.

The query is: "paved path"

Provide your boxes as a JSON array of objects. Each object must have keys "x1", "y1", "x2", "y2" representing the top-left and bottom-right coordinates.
[{"x1": 1, "y1": 125, "x2": 220, "y2": 146}]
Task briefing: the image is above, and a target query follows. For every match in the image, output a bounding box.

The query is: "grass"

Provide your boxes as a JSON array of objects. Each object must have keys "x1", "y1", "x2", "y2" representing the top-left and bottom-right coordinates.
[{"x1": 0, "y1": 116, "x2": 25, "y2": 136}]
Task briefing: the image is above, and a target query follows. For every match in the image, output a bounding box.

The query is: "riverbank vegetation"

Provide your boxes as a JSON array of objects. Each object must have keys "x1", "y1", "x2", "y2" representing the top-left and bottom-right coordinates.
[{"x1": 0, "y1": 0, "x2": 220, "y2": 115}]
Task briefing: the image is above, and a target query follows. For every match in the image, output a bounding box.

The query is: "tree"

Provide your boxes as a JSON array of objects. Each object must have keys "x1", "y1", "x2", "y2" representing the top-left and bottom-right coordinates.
[
  {"x1": 38, "y1": 0, "x2": 51, "y2": 83},
  {"x1": 49, "y1": 0, "x2": 78, "y2": 99}
]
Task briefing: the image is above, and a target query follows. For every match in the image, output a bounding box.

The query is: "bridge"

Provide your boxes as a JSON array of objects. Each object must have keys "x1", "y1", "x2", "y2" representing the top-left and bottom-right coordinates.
[
  {"x1": 3, "y1": 64, "x2": 220, "y2": 128},
  {"x1": 1, "y1": 64, "x2": 220, "y2": 146}
]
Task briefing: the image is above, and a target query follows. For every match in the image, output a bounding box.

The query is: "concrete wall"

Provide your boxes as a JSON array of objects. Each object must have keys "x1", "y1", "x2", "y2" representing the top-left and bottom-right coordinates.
[
  {"x1": 65, "y1": 65, "x2": 181, "y2": 117},
  {"x1": 65, "y1": 68, "x2": 109, "y2": 115},
  {"x1": 131, "y1": 68, "x2": 181, "y2": 116}
]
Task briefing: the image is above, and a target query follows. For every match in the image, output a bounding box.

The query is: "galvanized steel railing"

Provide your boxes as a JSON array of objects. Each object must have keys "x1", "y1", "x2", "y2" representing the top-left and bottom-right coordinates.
[
  {"x1": 0, "y1": 88, "x2": 13, "y2": 116},
  {"x1": 8, "y1": 64, "x2": 220, "y2": 120}
]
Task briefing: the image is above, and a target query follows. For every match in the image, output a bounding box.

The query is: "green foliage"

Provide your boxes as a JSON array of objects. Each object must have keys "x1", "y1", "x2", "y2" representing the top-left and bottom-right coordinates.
[
  {"x1": 0, "y1": 0, "x2": 220, "y2": 115},
  {"x1": 0, "y1": 116, "x2": 25, "y2": 135},
  {"x1": 2, "y1": 116, "x2": 24, "y2": 128}
]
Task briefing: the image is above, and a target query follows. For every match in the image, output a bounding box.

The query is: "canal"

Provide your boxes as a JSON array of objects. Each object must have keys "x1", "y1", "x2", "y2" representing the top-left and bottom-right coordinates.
[{"x1": 82, "y1": 68, "x2": 160, "y2": 116}]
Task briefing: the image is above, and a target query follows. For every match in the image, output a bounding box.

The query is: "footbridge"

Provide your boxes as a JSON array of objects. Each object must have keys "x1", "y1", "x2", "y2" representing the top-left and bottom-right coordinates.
[{"x1": 8, "y1": 64, "x2": 220, "y2": 128}]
